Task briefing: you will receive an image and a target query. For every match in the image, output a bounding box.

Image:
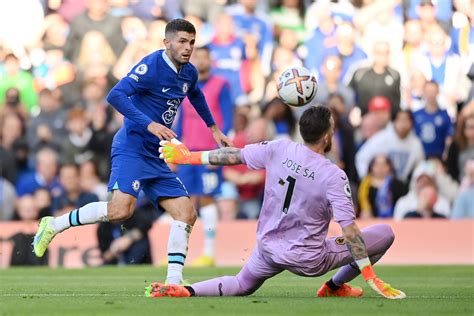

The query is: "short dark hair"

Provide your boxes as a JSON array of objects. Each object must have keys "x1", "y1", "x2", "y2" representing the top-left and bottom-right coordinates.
[
  {"x1": 165, "y1": 19, "x2": 196, "y2": 37},
  {"x1": 299, "y1": 105, "x2": 332, "y2": 144},
  {"x1": 392, "y1": 109, "x2": 413, "y2": 123}
]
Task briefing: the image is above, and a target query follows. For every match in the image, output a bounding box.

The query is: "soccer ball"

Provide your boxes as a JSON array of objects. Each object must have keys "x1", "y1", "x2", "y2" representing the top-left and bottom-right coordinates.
[{"x1": 277, "y1": 66, "x2": 318, "y2": 107}]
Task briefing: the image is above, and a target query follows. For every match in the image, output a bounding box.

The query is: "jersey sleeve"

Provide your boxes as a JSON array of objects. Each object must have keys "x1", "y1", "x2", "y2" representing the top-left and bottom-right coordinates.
[
  {"x1": 241, "y1": 140, "x2": 279, "y2": 170},
  {"x1": 326, "y1": 168, "x2": 355, "y2": 226},
  {"x1": 122, "y1": 57, "x2": 154, "y2": 93}
]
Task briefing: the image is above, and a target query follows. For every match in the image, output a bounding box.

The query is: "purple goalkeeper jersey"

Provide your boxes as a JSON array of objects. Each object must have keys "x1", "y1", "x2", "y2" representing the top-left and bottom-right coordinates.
[{"x1": 241, "y1": 139, "x2": 355, "y2": 267}]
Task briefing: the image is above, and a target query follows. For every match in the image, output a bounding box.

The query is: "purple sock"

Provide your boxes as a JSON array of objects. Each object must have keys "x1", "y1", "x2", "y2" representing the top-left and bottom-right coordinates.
[
  {"x1": 192, "y1": 265, "x2": 264, "y2": 296},
  {"x1": 332, "y1": 253, "x2": 383, "y2": 286},
  {"x1": 332, "y1": 224, "x2": 395, "y2": 286}
]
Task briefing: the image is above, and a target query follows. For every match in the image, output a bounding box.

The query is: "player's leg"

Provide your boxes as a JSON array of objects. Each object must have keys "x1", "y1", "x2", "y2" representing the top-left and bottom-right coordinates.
[
  {"x1": 317, "y1": 224, "x2": 395, "y2": 297},
  {"x1": 178, "y1": 165, "x2": 221, "y2": 267},
  {"x1": 33, "y1": 152, "x2": 141, "y2": 257},
  {"x1": 146, "y1": 247, "x2": 283, "y2": 297},
  {"x1": 33, "y1": 191, "x2": 136, "y2": 257},
  {"x1": 158, "y1": 195, "x2": 196, "y2": 285},
  {"x1": 191, "y1": 195, "x2": 218, "y2": 266}
]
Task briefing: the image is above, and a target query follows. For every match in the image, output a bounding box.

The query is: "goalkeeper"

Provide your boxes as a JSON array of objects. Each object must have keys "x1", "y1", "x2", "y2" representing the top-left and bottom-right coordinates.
[{"x1": 148, "y1": 106, "x2": 406, "y2": 299}]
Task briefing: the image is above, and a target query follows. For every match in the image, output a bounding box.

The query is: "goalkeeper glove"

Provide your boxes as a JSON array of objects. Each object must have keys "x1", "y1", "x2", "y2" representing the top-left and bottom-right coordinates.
[
  {"x1": 356, "y1": 258, "x2": 406, "y2": 299},
  {"x1": 159, "y1": 139, "x2": 209, "y2": 165}
]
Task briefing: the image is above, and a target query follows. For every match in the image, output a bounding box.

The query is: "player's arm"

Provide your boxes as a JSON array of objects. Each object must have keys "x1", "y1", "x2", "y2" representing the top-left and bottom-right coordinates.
[
  {"x1": 107, "y1": 80, "x2": 176, "y2": 140},
  {"x1": 159, "y1": 139, "x2": 242, "y2": 165}
]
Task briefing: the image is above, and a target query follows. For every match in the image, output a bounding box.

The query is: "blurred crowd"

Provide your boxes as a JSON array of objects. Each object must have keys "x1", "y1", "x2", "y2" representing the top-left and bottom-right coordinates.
[{"x1": 0, "y1": 0, "x2": 473, "y2": 244}]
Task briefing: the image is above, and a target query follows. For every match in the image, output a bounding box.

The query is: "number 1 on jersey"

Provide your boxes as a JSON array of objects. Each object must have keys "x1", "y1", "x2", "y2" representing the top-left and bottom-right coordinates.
[{"x1": 282, "y1": 176, "x2": 296, "y2": 214}]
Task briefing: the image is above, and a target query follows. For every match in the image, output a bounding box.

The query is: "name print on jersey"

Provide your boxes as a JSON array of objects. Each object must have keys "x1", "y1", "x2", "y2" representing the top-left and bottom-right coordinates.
[
  {"x1": 162, "y1": 99, "x2": 181, "y2": 125},
  {"x1": 282, "y1": 157, "x2": 315, "y2": 180}
]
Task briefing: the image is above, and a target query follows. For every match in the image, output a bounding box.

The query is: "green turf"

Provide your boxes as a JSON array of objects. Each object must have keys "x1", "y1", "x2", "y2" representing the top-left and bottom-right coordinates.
[{"x1": 0, "y1": 266, "x2": 473, "y2": 316}]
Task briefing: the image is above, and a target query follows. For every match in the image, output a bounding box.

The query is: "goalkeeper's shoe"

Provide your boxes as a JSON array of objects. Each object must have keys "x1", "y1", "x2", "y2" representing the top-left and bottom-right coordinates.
[
  {"x1": 190, "y1": 255, "x2": 215, "y2": 267},
  {"x1": 317, "y1": 283, "x2": 364, "y2": 297},
  {"x1": 366, "y1": 277, "x2": 406, "y2": 299},
  {"x1": 32, "y1": 216, "x2": 56, "y2": 257},
  {"x1": 145, "y1": 283, "x2": 191, "y2": 298}
]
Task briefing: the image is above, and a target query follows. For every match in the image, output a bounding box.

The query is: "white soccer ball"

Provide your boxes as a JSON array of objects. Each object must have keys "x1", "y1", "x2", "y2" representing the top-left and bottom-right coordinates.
[{"x1": 277, "y1": 66, "x2": 318, "y2": 107}]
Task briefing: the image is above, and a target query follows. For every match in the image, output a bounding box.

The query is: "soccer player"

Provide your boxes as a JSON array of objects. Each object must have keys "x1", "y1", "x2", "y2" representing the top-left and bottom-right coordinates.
[
  {"x1": 175, "y1": 46, "x2": 234, "y2": 266},
  {"x1": 148, "y1": 106, "x2": 406, "y2": 299},
  {"x1": 32, "y1": 19, "x2": 232, "y2": 285}
]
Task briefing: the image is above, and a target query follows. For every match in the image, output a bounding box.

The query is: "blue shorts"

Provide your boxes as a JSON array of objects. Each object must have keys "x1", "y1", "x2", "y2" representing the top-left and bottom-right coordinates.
[
  {"x1": 107, "y1": 150, "x2": 188, "y2": 205},
  {"x1": 176, "y1": 164, "x2": 223, "y2": 196}
]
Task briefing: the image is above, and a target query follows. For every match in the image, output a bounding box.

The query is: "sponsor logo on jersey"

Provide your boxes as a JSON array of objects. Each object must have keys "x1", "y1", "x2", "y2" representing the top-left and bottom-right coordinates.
[
  {"x1": 129, "y1": 74, "x2": 139, "y2": 82},
  {"x1": 344, "y1": 183, "x2": 352, "y2": 198},
  {"x1": 162, "y1": 87, "x2": 171, "y2": 93},
  {"x1": 162, "y1": 99, "x2": 181, "y2": 125},
  {"x1": 135, "y1": 64, "x2": 148, "y2": 75}
]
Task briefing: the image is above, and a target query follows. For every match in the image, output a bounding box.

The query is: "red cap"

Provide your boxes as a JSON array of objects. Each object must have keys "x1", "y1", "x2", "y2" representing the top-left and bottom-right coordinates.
[{"x1": 368, "y1": 96, "x2": 391, "y2": 112}]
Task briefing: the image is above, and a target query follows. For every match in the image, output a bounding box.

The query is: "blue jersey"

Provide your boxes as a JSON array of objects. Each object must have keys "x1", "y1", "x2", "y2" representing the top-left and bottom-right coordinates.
[
  {"x1": 208, "y1": 36, "x2": 246, "y2": 102},
  {"x1": 107, "y1": 49, "x2": 215, "y2": 158},
  {"x1": 413, "y1": 108, "x2": 453, "y2": 158}
]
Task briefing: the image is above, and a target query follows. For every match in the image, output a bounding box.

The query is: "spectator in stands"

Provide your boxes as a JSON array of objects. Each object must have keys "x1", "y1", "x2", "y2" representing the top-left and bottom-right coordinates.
[
  {"x1": 303, "y1": 1, "x2": 337, "y2": 75},
  {"x1": 447, "y1": 113, "x2": 474, "y2": 182},
  {"x1": 397, "y1": 20, "x2": 425, "y2": 95},
  {"x1": 414, "y1": 25, "x2": 468, "y2": 115},
  {"x1": 327, "y1": 100, "x2": 358, "y2": 182},
  {"x1": 0, "y1": 177, "x2": 16, "y2": 221},
  {"x1": 358, "y1": 154, "x2": 407, "y2": 219},
  {"x1": 34, "y1": 188, "x2": 52, "y2": 218},
  {"x1": 403, "y1": 183, "x2": 447, "y2": 219},
  {"x1": 208, "y1": 13, "x2": 248, "y2": 103},
  {"x1": 367, "y1": 96, "x2": 392, "y2": 129},
  {"x1": 326, "y1": 21, "x2": 367, "y2": 83},
  {"x1": 312, "y1": 55, "x2": 355, "y2": 118},
  {"x1": 270, "y1": 0, "x2": 306, "y2": 41},
  {"x1": 413, "y1": 80, "x2": 454, "y2": 159},
  {"x1": 13, "y1": 195, "x2": 42, "y2": 221},
  {"x1": 452, "y1": 159, "x2": 474, "y2": 219},
  {"x1": 0, "y1": 143, "x2": 16, "y2": 184},
  {"x1": 16, "y1": 147, "x2": 62, "y2": 197},
  {"x1": 1, "y1": 113, "x2": 25, "y2": 151},
  {"x1": 348, "y1": 40, "x2": 401, "y2": 116},
  {"x1": 408, "y1": 0, "x2": 452, "y2": 34},
  {"x1": 401, "y1": 69, "x2": 427, "y2": 111},
  {"x1": 394, "y1": 161, "x2": 451, "y2": 220},
  {"x1": 51, "y1": 163, "x2": 98, "y2": 215},
  {"x1": 227, "y1": 0, "x2": 274, "y2": 76},
  {"x1": 0, "y1": 87, "x2": 28, "y2": 121},
  {"x1": 356, "y1": 112, "x2": 386, "y2": 149},
  {"x1": 0, "y1": 54, "x2": 37, "y2": 112},
  {"x1": 359, "y1": 0, "x2": 403, "y2": 58},
  {"x1": 61, "y1": 107, "x2": 94, "y2": 165},
  {"x1": 356, "y1": 110, "x2": 425, "y2": 184},
  {"x1": 27, "y1": 88, "x2": 66, "y2": 153},
  {"x1": 64, "y1": 0, "x2": 126, "y2": 64},
  {"x1": 98, "y1": 207, "x2": 154, "y2": 265},
  {"x1": 79, "y1": 160, "x2": 108, "y2": 201},
  {"x1": 262, "y1": 97, "x2": 296, "y2": 139},
  {"x1": 77, "y1": 30, "x2": 117, "y2": 74}
]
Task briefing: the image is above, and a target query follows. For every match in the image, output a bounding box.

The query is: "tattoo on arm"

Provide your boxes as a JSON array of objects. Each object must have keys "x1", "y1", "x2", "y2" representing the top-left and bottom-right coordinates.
[
  {"x1": 209, "y1": 147, "x2": 243, "y2": 165},
  {"x1": 342, "y1": 223, "x2": 369, "y2": 260}
]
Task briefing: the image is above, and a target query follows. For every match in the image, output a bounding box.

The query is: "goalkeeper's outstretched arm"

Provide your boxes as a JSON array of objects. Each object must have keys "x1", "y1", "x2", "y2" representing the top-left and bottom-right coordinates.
[{"x1": 159, "y1": 139, "x2": 242, "y2": 165}]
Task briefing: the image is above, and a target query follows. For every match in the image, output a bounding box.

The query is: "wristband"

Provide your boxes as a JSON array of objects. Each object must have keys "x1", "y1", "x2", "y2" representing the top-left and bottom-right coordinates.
[
  {"x1": 187, "y1": 151, "x2": 210, "y2": 165},
  {"x1": 356, "y1": 257, "x2": 376, "y2": 281}
]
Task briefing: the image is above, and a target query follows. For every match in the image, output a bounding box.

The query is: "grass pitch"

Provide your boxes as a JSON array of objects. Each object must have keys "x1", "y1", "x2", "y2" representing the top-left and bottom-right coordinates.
[{"x1": 0, "y1": 266, "x2": 472, "y2": 316}]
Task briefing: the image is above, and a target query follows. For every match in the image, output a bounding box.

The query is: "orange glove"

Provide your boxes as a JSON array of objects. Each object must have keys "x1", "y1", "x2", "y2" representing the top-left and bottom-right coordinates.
[
  {"x1": 358, "y1": 260, "x2": 406, "y2": 299},
  {"x1": 159, "y1": 139, "x2": 209, "y2": 165}
]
